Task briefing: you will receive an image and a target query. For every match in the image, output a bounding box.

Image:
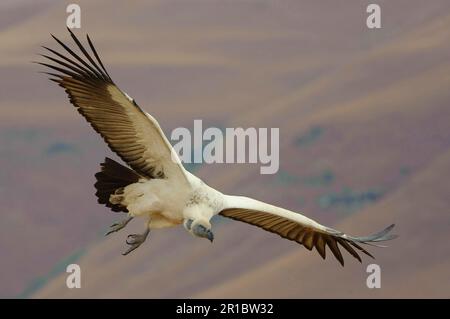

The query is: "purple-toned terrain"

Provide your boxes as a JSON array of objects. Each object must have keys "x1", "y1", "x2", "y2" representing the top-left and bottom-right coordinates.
[{"x1": 0, "y1": 0, "x2": 449, "y2": 298}]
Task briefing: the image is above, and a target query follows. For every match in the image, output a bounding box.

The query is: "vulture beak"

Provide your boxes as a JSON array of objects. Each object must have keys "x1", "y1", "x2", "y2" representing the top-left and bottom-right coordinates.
[{"x1": 207, "y1": 230, "x2": 214, "y2": 243}]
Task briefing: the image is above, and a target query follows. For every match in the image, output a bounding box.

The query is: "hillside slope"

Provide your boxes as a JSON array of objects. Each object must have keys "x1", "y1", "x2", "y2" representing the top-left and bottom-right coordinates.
[
  {"x1": 197, "y1": 150, "x2": 450, "y2": 298},
  {"x1": 0, "y1": 0, "x2": 449, "y2": 298}
]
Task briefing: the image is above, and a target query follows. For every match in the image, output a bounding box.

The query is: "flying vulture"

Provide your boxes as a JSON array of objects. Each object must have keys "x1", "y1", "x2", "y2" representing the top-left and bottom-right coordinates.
[{"x1": 37, "y1": 28, "x2": 397, "y2": 265}]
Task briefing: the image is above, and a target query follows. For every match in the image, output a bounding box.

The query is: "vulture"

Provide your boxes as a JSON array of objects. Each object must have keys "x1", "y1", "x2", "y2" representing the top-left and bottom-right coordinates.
[{"x1": 37, "y1": 28, "x2": 397, "y2": 265}]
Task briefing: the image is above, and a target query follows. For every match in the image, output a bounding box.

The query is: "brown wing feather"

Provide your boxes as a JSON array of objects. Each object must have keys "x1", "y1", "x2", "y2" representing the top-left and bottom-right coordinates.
[
  {"x1": 219, "y1": 208, "x2": 396, "y2": 266},
  {"x1": 37, "y1": 29, "x2": 187, "y2": 183}
]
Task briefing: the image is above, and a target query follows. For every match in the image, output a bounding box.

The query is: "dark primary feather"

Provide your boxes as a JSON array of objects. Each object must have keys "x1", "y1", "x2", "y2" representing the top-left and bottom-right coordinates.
[
  {"x1": 36, "y1": 28, "x2": 172, "y2": 179},
  {"x1": 220, "y1": 208, "x2": 397, "y2": 266},
  {"x1": 86, "y1": 34, "x2": 112, "y2": 80}
]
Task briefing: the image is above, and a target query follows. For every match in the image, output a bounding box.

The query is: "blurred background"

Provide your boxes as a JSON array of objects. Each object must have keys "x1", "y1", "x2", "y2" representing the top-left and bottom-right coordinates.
[{"x1": 0, "y1": 0, "x2": 449, "y2": 298}]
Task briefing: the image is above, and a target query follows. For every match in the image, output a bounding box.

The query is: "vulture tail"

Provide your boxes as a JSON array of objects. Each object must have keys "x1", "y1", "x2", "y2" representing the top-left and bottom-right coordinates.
[{"x1": 94, "y1": 157, "x2": 141, "y2": 213}]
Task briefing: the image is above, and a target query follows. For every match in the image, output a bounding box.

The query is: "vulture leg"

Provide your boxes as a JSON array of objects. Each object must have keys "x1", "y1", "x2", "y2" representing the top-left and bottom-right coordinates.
[
  {"x1": 122, "y1": 227, "x2": 150, "y2": 256},
  {"x1": 105, "y1": 216, "x2": 134, "y2": 236}
]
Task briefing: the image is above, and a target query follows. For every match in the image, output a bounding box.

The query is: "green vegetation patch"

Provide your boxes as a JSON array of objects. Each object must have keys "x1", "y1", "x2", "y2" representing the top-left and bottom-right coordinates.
[
  {"x1": 317, "y1": 187, "x2": 385, "y2": 211},
  {"x1": 275, "y1": 169, "x2": 334, "y2": 188},
  {"x1": 295, "y1": 126, "x2": 324, "y2": 147},
  {"x1": 45, "y1": 142, "x2": 79, "y2": 156},
  {"x1": 302, "y1": 169, "x2": 334, "y2": 187},
  {"x1": 16, "y1": 248, "x2": 85, "y2": 299}
]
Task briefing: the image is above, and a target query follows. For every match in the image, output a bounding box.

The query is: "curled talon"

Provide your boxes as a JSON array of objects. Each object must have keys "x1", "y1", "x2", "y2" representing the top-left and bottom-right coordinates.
[
  {"x1": 122, "y1": 228, "x2": 150, "y2": 256},
  {"x1": 105, "y1": 216, "x2": 133, "y2": 236},
  {"x1": 126, "y1": 234, "x2": 142, "y2": 245}
]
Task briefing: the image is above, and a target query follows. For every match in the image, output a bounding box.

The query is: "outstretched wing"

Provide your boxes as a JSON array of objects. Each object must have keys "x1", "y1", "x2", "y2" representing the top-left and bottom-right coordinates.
[
  {"x1": 37, "y1": 28, "x2": 188, "y2": 183},
  {"x1": 220, "y1": 196, "x2": 397, "y2": 266}
]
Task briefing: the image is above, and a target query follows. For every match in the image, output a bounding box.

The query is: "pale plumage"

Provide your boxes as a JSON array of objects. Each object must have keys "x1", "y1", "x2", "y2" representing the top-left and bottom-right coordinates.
[{"x1": 38, "y1": 28, "x2": 396, "y2": 264}]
